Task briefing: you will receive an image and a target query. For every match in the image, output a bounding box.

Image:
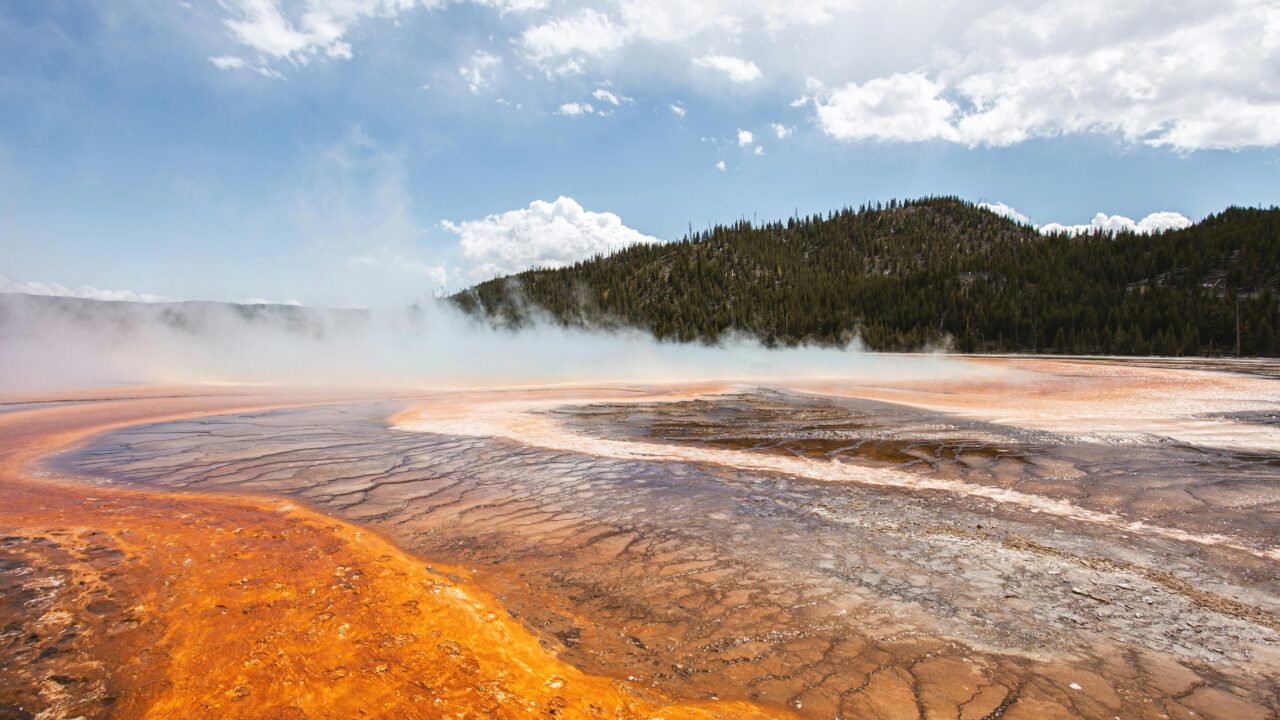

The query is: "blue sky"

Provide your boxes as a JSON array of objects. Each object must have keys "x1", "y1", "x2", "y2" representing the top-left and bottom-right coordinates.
[{"x1": 1, "y1": 0, "x2": 1278, "y2": 307}]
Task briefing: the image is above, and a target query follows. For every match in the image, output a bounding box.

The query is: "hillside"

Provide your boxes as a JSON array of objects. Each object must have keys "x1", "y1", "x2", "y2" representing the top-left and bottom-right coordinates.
[{"x1": 450, "y1": 197, "x2": 1280, "y2": 356}]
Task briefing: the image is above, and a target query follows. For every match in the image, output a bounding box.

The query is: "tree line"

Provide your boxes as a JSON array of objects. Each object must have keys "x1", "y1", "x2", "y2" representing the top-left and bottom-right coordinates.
[{"x1": 450, "y1": 197, "x2": 1280, "y2": 357}]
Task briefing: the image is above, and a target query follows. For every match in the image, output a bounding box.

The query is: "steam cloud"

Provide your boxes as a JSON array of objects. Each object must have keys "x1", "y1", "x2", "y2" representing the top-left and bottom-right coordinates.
[{"x1": 0, "y1": 293, "x2": 980, "y2": 394}]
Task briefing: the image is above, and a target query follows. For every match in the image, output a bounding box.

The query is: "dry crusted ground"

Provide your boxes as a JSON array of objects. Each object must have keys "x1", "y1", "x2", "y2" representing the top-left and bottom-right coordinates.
[
  {"x1": 0, "y1": 392, "x2": 782, "y2": 720},
  {"x1": 2, "y1": 358, "x2": 1278, "y2": 720}
]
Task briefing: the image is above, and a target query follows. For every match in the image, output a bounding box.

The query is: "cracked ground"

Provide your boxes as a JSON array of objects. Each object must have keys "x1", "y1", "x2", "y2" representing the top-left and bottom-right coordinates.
[{"x1": 33, "y1": 366, "x2": 1279, "y2": 720}]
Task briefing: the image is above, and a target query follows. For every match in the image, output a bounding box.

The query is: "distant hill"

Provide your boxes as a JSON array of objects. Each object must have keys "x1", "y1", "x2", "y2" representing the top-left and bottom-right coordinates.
[
  {"x1": 0, "y1": 293, "x2": 371, "y2": 338},
  {"x1": 450, "y1": 197, "x2": 1280, "y2": 357}
]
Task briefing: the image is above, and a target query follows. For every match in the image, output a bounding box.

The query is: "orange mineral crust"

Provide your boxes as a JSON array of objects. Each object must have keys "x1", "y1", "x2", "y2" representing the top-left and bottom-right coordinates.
[{"x1": 0, "y1": 392, "x2": 787, "y2": 720}]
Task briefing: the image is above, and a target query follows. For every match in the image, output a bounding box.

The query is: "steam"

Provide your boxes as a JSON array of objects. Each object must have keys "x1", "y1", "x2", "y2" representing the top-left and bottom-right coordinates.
[{"x1": 0, "y1": 293, "x2": 985, "y2": 394}]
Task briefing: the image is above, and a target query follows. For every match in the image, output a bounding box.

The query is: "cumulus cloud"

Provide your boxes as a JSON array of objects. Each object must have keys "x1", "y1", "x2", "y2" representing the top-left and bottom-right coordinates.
[
  {"x1": 669, "y1": 103, "x2": 686, "y2": 117},
  {"x1": 1041, "y1": 212, "x2": 1193, "y2": 236},
  {"x1": 977, "y1": 202, "x2": 1193, "y2": 235},
  {"x1": 805, "y1": 0, "x2": 1280, "y2": 150},
  {"x1": 978, "y1": 202, "x2": 1032, "y2": 225},
  {"x1": 459, "y1": 50, "x2": 501, "y2": 93},
  {"x1": 950, "y1": 0, "x2": 1280, "y2": 149},
  {"x1": 814, "y1": 73, "x2": 958, "y2": 142},
  {"x1": 771, "y1": 123, "x2": 793, "y2": 139},
  {"x1": 693, "y1": 54, "x2": 762, "y2": 83},
  {"x1": 557, "y1": 101, "x2": 595, "y2": 116},
  {"x1": 736, "y1": 129, "x2": 754, "y2": 146},
  {"x1": 441, "y1": 196, "x2": 659, "y2": 278},
  {"x1": 0, "y1": 274, "x2": 170, "y2": 303},
  {"x1": 715, "y1": 160, "x2": 726, "y2": 171}
]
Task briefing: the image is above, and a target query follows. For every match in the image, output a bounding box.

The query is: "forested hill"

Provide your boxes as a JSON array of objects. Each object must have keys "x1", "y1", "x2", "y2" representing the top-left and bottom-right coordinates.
[{"x1": 449, "y1": 197, "x2": 1280, "y2": 357}]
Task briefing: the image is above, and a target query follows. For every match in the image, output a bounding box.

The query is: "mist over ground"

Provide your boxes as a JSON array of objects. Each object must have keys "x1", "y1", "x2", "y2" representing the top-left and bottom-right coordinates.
[{"x1": 0, "y1": 293, "x2": 977, "y2": 394}]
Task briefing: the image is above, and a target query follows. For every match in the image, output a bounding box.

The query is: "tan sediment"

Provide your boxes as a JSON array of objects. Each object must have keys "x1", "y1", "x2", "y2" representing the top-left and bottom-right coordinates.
[
  {"x1": 930, "y1": 525, "x2": 1280, "y2": 632},
  {"x1": 0, "y1": 390, "x2": 788, "y2": 719},
  {"x1": 784, "y1": 357, "x2": 1280, "y2": 451},
  {"x1": 391, "y1": 381, "x2": 1280, "y2": 562},
  {"x1": 17, "y1": 364, "x2": 1280, "y2": 720}
]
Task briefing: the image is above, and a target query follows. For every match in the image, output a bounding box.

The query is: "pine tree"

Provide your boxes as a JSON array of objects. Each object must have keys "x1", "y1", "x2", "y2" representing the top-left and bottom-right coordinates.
[
  {"x1": 1052, "y1": 327, "x2": 1068, "y2": 353},
  {"x1": 450, "y1": 199, "x2": 1280, "y2": 358}
]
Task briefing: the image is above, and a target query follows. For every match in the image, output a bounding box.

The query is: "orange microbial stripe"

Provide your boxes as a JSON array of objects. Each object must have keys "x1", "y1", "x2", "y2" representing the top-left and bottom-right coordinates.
[{"x1": 0, "y1": 392, "x2": 789, "y2": 720}]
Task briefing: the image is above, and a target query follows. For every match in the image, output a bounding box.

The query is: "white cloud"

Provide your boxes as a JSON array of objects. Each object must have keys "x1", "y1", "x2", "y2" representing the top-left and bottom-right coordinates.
[
  {"x1": 209, "y1": 0, "x2": 1280, "y2": 151},
  {"x1": 514, "y1": 0, "x2": 856, "y2": 72},
  {"x1": 692, "y1": 54, "x2": 762, "y2": 83},
  {"x1": 220, "y1": 0, "x2": 431, "y2": 64},
  {"x1": 715, "y1": 159, "x2": 726, "y2": 171},
  {"x1": 591, "y1": 88, "x2": 632, "y2": 106},
  {"x1": 209, "y1": 55, "x2": 247, "y2": 70},
  {"x1": 546, "y1": 58, "x2": 586, "y2": 78},
  {"x1": 253, "y1": 65, "x2": 287, "y2": 80},
  {"x1": 1041, "y1": 211, "x2": 1193, "y2": 236},
  {"x1": 0, "y1": 275, "x2": 170, "y2": 303},
  {"x1": 442, "y1": 196, "x2": 659, "y2": 278},
  {"x1": 978, "y1": 202, "x2": 1032, "y2": 225},
  {"x1": 771, "y1": 123, "x2": 793, "y2": 139},
  {"x1": 239, "y1": 297, "x2": 303, "y2": 306},
  {"x1": 558, "y1": 101, "x2": 595, "y2": 116},
  {"x1": 472, "y1": 0, "x2": 549, "y2": 12},
  {"x1": 977, "y1": 202, "x2": 1193, "y2": 235},
  {"x1": 949, "y1": 0, "x2": 1280, "y2": 149},
  {"x1": 521, "y1": 8, "x2": 625, "y2": 62},
  {"x1": 669, "y1": 102, "x2": 686, "y2": 117},
  {"x1": 803, "y1": 0, "x2": 1280, "y2": 150},
  {"x1": 814, "y1": 73, "x2": 958, "y2": 143},
  {"x1": 215, "y1": 0, "x2": 539, "y2": 73},
  {"x1": 753, "y1": 145, "x2": 764, "y2": 156},
  {"x1": 459, "y1": 50, "x2": 501, "y2": 93},
  {"x1": 736, "y1": 128, "x2": 754, "y2": 146},
  {"x1": 1135, "y1": 212, "x2": 1196, "y2": 233}
]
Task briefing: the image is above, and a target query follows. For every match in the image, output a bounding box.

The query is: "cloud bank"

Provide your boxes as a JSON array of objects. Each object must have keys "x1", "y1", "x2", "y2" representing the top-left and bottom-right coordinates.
[
  {"x1": 205, "y1": 1, "x2": 1280, "y2": 150},
  {"x1": 979, "y1": 203, "x2": 1193, "y2": 235},
  {"x1": 0, "y1": 274, "x2": 170, "y2": 303},
  {"x1": 801, "y1": 0, "x2": 1280, "y2": 150},
  {"x1": 1040, "y1": 212, "x2": 1194, "y2": 236}
]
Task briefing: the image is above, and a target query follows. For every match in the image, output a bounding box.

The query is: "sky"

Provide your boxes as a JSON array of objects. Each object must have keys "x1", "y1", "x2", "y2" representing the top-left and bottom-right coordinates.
[{"x1": 1, "y1": 0, "x2": 1278, "y2": 308}]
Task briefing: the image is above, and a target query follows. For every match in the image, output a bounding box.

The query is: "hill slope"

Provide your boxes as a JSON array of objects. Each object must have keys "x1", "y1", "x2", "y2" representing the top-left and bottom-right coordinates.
[{"x1": 451, "y1": 197, "x2": 1280, "y2": 356}]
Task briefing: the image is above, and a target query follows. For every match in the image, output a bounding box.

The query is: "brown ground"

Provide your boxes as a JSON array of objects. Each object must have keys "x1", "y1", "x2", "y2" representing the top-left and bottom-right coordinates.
[
  {"x1": 2, "y1": 358, "x2": 1277, "y2": 720},
  {"x1": 0, "y1": 389, "x2": 784, "y2": 720}
]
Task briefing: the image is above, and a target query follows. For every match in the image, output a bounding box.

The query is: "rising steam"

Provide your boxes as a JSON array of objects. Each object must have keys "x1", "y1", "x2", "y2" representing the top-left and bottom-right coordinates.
[{"x1": 0, "y1": 293, "x2": 983, "y2": 394}]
